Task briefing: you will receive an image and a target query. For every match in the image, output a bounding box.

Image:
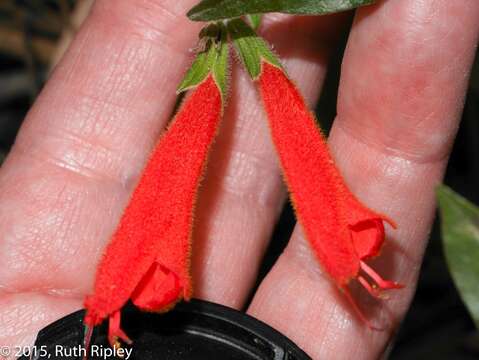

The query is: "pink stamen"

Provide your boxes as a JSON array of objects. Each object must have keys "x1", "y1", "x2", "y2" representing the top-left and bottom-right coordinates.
[
  {"x1": 358, "y1": 276, "x2": 391, "y2": 300},
  {"x1": 83, "y1": 325, "x2": 94, "y2": 360},
  {"x1": 357, "y1": 276, "x2": 380, "y2": 298},
  {"x1": 360, "y1": 261, "x2": 404, "y2": 290},
  {"x1": 108, "y1": 311, "x2": 132, "y2": 348}
]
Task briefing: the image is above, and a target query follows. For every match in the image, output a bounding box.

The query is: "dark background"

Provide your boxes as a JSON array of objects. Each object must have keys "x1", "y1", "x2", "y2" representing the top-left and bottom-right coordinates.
[{"x1": 0, "y1": 1, "x2": 478, "y2": 359}]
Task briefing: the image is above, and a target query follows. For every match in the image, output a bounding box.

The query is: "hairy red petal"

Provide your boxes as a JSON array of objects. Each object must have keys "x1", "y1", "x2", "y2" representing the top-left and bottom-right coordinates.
[{"x1": 84, "y1": 76, "x2": 222, "y2": 326}]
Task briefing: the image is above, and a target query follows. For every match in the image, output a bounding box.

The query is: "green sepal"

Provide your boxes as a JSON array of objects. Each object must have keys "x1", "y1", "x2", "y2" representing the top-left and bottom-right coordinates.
[
  {"x1": 177, "y1": 23, "x2": 229, "y2": 100},
  {"x1": 247, "y1": 14, "x2": 262, "y2": 31},
  {"x1": 211, "y1": 24, "x2": 229, "y2": 100},
  {"x1": 188, "y1": 0, "x2": 375, "y2": 22},
  {"x1": 437, "y1": 185, "x2": 479, "y2": 329},
  {"x1": 177, "y1": 42, "x2": 217, "y2": 94},
  {"x1": 227, "y1": 18, "x2": 281, "y2": 80}
]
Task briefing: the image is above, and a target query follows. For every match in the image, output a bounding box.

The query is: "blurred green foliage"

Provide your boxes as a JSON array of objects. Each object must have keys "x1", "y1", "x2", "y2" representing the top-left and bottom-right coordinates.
[{"x1": 438, "y1": 186, "x2": 479, "y2": 329}]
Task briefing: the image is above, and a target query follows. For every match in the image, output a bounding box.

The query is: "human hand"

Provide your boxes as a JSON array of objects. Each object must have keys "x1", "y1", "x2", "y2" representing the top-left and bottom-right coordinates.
[{"x1": 0, "y1": 1, "x2": 478, "y2": 359}]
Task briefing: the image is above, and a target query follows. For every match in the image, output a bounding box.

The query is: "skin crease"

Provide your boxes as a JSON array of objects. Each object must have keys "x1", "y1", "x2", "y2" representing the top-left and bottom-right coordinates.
[{"x1": 0, "y1": 0, "x2": 476, "y2": 358}]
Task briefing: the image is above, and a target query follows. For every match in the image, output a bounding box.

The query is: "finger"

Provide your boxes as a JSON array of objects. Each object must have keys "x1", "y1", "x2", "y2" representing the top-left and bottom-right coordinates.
[
  {"x1": 0, "y1": 0, "x2": 202, "y2": 345},
  {"x1": 248, "y1": 1, "x2": 479, "y2": 359},
  {"x1": 192, "y1": 14, "x2": 350, "y2": 308}
]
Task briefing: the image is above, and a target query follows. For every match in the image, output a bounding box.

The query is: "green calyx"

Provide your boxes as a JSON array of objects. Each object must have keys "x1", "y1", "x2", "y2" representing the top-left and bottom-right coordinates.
[
  {"x1": 177, "y1": 23, "x2": 229, "y2": 100},
  {"x1": 246, "y1": 14, "x2": 262, "y2": 31},
  {"x1": 179, "y1": 18, "x2": 280, "y2": 93},
  {"x1": 227, "y1": 18, "x2": 282, "y2": 80}
]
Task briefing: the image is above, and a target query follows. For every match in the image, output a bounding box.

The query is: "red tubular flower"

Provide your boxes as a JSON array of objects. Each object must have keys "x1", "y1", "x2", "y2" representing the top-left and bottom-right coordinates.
[
  {"x1": 84, "y1": 75, "x2": 222, "y2": 345},
  {"x1": 258, "y1": 62, "x2": 403, "y2": 326}
]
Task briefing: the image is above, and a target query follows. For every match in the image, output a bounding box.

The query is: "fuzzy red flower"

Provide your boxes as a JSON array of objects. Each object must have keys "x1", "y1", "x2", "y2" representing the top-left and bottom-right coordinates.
[
  {"x1": 84, "y1": 75, "x2": 222, "y2": 344},
  {"x1": 258, "y1": 62, "x2": 403, "y2": 326}
]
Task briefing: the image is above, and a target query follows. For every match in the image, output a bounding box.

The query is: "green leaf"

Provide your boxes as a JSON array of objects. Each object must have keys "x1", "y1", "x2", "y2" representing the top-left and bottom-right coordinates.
[
  {"x1": 227, "y1": 18, "x2": 281, "y2": 80},
  {"x1": 437, "y1": 185, "x2": 479, "y2": 329},
  {"x1": 177, "y1": 23, "x2": 229, "y2": 100},
  {"x1": 188, "y1": 0, "x2": 375, "y2": 21},
  {"x1": 247, "y1": 14, "x2": 262, "y2": 30}
]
